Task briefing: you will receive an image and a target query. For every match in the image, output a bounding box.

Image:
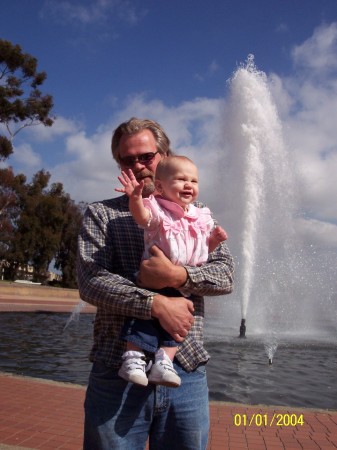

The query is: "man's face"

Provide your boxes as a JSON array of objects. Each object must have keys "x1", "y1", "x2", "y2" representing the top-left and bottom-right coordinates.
[{"x1": 118, "y1": 129, "x2": 163, "y2": 197}]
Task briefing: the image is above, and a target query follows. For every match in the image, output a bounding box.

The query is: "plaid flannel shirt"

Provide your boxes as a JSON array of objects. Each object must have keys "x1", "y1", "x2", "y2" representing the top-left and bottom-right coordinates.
[{"x1": 77, "y1": 194, "x2": 234, "y2": 372}]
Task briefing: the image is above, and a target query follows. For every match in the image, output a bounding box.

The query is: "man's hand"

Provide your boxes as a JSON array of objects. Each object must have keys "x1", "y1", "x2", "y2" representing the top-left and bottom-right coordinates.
[
  {"x1": 137, "y1": 245, "x2": 188, "y2": 289},
  {"x1": 152, "y1": 294, "x2": 195, "y2": 342}
]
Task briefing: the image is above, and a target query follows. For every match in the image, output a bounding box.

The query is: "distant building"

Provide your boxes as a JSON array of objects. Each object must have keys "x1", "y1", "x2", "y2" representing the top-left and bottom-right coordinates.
[{"x1": 0, "y1": 261, "x2": 62, "y2": 283}]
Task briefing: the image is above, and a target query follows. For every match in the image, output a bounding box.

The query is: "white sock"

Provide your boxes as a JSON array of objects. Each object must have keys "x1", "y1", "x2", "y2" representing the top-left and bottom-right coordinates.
[
  {"x1": 122, "y1": 350, "x2": 145, "y2": 359},
  {"x1": 155, "y1": 348, "x2": 171, "y2": 362}
]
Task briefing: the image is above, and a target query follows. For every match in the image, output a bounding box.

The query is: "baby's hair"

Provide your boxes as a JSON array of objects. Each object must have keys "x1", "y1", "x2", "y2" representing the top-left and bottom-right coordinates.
[{"x1": 155, "y1": 155, "x2": 196, "y2": 180}]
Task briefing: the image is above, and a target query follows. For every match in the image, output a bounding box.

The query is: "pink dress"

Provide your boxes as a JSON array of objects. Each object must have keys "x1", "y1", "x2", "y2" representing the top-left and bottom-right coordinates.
[{"x1": 142, "y1": 195, "x2": 214, "y2": 266}]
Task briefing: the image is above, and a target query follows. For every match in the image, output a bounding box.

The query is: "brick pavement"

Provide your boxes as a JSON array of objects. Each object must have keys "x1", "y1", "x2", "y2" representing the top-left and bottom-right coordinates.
[{"x1": 1, "y1": 373, "x2": 337, "y2": 450}]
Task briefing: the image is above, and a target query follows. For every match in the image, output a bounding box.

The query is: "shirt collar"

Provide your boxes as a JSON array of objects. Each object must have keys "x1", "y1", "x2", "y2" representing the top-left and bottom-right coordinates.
[{"x1": 155, "y1": 195, "x2": 198, "y2": 219}]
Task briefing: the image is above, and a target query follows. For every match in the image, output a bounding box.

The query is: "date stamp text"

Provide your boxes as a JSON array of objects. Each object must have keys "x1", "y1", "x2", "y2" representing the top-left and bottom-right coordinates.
[{"x1": 233, "y1": 413, "x2": 304, "y2": 427}]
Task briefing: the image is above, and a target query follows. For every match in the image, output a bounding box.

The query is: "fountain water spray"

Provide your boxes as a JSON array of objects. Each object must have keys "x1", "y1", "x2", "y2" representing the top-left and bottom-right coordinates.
[
  {"x1": 224, "y1": 55, "x2": 296, "y2": 338},
  {"x1": 239, "y1": 318, "x2": 246, "y2": 338},
  {"x1": 265, "y1": 336, "x2": 278, "y2": 366},
  {"x1": 63, "y1": 299, "x2": 87, "y2": 330}
]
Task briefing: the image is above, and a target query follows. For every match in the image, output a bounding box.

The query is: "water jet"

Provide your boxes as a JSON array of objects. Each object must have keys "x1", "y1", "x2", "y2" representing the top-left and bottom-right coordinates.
[{"x1": 239, "y1": 318, "x2": 246, "y2": 338}]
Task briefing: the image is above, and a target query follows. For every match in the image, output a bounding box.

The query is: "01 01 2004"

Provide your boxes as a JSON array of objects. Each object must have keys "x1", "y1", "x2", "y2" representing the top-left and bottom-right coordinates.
[{"x1": 233, "y1": 413, "x2": 305, "y2": 427}]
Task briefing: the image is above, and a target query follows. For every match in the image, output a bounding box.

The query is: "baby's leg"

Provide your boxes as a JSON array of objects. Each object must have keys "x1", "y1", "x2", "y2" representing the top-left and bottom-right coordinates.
[
  {"x1": 161, "y1": 346, "x2": 178, "y2": 361},
  {"x1": 126, "y1": 342, "x2": 142, "y2": 352}
]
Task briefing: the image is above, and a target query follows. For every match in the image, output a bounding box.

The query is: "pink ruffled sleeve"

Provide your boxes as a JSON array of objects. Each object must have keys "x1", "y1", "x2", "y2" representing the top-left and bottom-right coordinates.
[
  {"x1": 142, "y1": 195, "x2": 162, "y2": 231},
  {"x1": 195, "y1": 206, "x2": 214, "y2": 235}
]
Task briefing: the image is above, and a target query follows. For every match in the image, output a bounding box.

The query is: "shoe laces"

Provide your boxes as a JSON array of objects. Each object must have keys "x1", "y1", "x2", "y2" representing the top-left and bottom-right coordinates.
[
  {"x1": 157, "y1": 359, "x2": 177, "y2": 374},
  {"x1": 124, "y1": 356, "x2": 146, "y2": 371}
]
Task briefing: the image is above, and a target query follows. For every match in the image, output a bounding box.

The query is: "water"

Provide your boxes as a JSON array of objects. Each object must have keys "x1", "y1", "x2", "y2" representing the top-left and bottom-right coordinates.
[
  {"x1": 204, "y1": 300, "x2": 337, "y2": 410},
  {"x1": 206, "y1": 339, "x2": 337, "y2": 410},
  {"x1": 220, "y1": 55, "x2": 337, "y2": 339},
  {"x1": 0, "y1": 311, "x2": 336, "y2": 410},
  {"x1": 0, "y1": 312, "x2": 93, "y2": 384},
  {"x1": 223, "y1": 54, "x2": 293, "y2": 321}
]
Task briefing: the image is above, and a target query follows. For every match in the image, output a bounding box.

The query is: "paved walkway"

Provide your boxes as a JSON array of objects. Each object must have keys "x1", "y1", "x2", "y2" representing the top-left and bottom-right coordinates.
[
  {"x1": 1, "y1": 286, "x2": 337, "y2": 449},
  {"x1": 0, "y1": 285, "x2": 95, "y2": 314},
  {"x1": 1, "y1": 373, "x2": 337, "y2": 450}
]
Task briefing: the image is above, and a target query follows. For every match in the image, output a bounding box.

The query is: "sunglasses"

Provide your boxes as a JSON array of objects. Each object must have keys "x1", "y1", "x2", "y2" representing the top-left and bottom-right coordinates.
[{"x1": 119, "y1": 151, "x2": 160, "y2": 168}]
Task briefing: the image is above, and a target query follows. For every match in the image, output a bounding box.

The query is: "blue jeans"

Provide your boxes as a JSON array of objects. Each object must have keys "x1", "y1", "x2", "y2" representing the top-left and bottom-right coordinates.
[
  {"x1": 83, "y1": 360, "x2": 209, "y2": 450},
  {"x1": 121, "y1": 318, "x2": 179, "y2": 353}
]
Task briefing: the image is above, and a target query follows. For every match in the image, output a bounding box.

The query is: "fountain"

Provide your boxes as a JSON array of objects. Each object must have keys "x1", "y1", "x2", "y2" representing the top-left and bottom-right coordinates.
[
  {"x1": 222, "y1": 55, "x2": 296, "y2": 340},
  {"x1": 239, "y1": 318, "x2": 246, "y2": 338},
  {"x1": 216, "y1": 55, "x2": 337, "y2": 353},
  {"x1": 200, "y1": 57, "x2": 337, "y2": 406}
]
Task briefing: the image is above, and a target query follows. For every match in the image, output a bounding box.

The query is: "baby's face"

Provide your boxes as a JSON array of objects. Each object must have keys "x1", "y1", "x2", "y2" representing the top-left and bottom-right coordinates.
[{"x1": 156, "y1": 159, "x2": 199, "y2": 210}]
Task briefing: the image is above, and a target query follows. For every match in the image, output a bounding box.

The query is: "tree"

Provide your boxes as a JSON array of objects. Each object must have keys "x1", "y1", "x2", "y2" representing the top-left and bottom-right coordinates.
[
  {"x1": 0, "y1": 167, "x2": 26, "y2": 261},
  {"x1": 16, "y1": 171, "x2": 66, "y2": 281},
  {"x1": 54, "y1": 200, "x2": 85, "y2": 288},
  {"x1": 1, "y1": 166, "x2": 84, "y2": 286},
  {"x1": 0, "y1": 39, "x2": 54, "y2": 160},
  {"x1": 3, "y1": 170, "x2": 63, "y2": 282},
  {"x1": 0, "y1": 167, "x2": 27, "y2": 279}
]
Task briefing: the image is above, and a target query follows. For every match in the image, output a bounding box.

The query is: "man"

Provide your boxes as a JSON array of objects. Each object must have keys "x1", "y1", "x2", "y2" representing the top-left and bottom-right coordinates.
[{"x1": 77, "y1": 117, "x2": 234, "y2": 450}]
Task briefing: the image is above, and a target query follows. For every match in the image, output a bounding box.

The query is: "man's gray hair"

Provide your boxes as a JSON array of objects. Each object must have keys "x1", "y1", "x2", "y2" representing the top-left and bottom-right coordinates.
[{"x1": 111, "y1": 117, "x2": 173, "y2": 162}]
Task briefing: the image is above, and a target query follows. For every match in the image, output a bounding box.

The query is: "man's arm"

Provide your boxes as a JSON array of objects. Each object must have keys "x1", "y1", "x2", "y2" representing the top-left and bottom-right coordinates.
[
  {"x1": 151, "y1": 293, "x2": 195, "y2": 342},
  {"x1": 77, "y1": 202, "x2": 154, "y2": 319},
  {"x1": 137, "y1": 243, "x2": 234, "y2": 297},
  {"x1": 137, "y1": 246, "x2": 188, "y2": 289}
]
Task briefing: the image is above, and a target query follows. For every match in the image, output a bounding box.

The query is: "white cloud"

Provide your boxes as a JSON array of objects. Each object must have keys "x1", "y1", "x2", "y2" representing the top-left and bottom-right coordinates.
[
  {"x1": 26, "y1": 116, "x2": 82, "y2": 142},
  {"x1": 50, "y1": 127, "x2": 116, "y2": 202},
  {"x1": 41, "y1": 0, "x2": 147, "y2": 26},
  {"x1": 118, "y1": 0, "x2": 148, "y2": 25},
  {"x1": 13, "y1": 143, "x2": 42, "y2": 169},
  {"x1": 209, "y1": 60, "x2": 220, "y2": 74},
  {"x1": 41, "y1": 0, "x2": 112, "y2": 25},
  {"x1": 275, "y1": 23, "x2": 289, "y2": 33},
  {"x1": 270, "y1": 23, "x2": 337, "y2": 225},
  {"x1": 195, "y1": 60, "x2": 220, "y2": 82},
  {"x1": 295, "y1": 217, "x2": 337, "y2": 250},
  {"x1": 49, "y1": 96, "x2": 223, "y2": 204},
  {"x1": 291, "y1": 22, "x2": 337, "y2": 74}
]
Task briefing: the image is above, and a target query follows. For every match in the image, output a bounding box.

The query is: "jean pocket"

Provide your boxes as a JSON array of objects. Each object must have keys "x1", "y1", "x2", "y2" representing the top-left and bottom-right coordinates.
[
  {"x1": 195, "y1": 363, "x2": 207, "y2": 375},
  {"x1": 90, "y1": 360, "x2": 119, "y2": 381}
]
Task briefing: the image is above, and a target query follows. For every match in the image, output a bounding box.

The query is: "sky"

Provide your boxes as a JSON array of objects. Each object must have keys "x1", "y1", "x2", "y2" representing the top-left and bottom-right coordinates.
[{"x1": 1, "y1": 0, "x2": 337, "y2": 260}]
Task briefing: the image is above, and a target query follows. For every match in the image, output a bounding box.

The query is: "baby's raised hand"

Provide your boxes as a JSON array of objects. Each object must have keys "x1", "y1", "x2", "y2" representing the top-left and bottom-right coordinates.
[
  {"x1": 211, "y1": 226, "x2": 228, "y2": 243},
  {"x1": 208, "y1": 226, "x2": 228, "y2": 253},
  {"x1": 115, "y1": 169, "x2": 144, "y2": 198}
]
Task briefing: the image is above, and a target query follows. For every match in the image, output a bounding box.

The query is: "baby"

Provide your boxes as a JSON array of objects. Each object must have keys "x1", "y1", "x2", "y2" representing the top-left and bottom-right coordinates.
[{"x1": 116, "y1": 155, "x2": 227, "y2": 387}]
